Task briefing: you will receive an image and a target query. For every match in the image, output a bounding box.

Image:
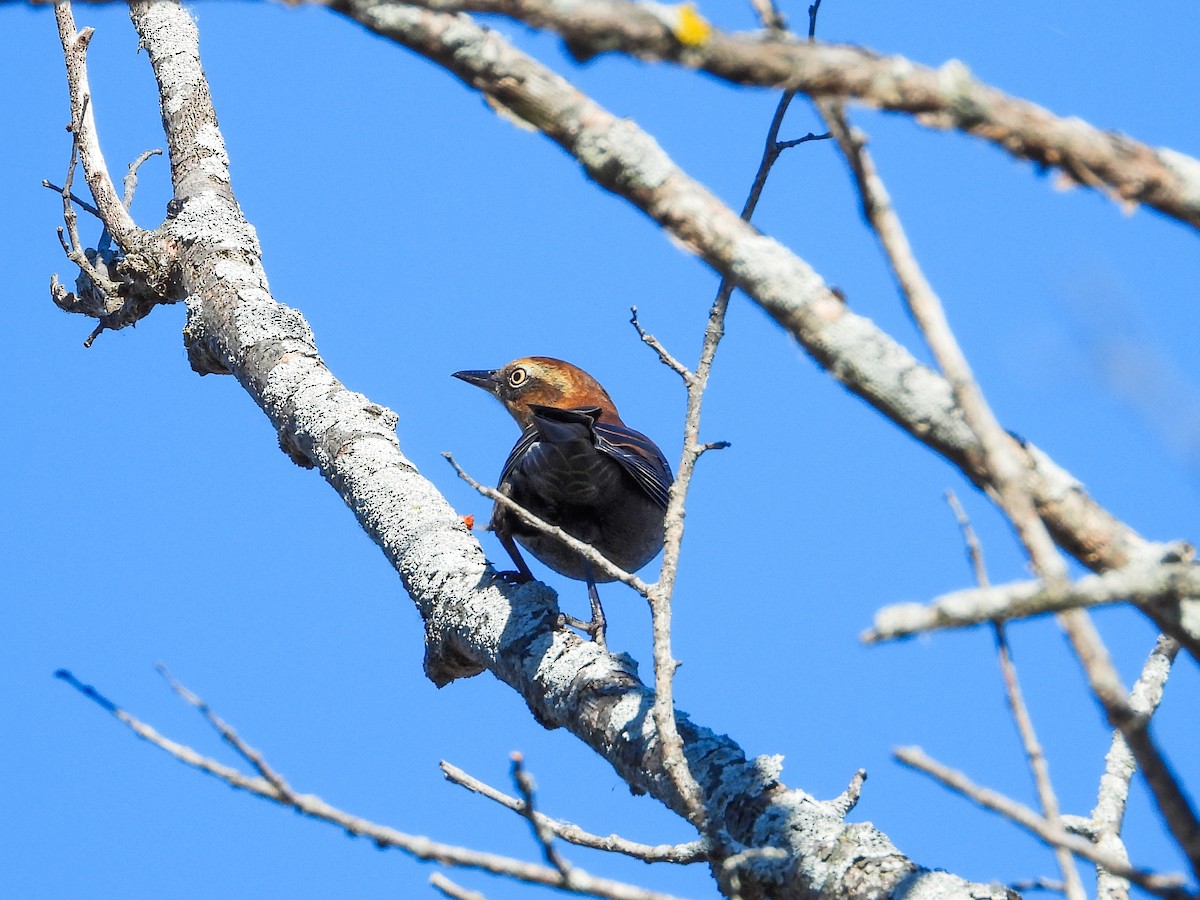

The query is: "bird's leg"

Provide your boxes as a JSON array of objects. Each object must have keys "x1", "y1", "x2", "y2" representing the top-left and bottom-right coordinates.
[
  {"x1": 585, "y1": 570, "x2": 608, "y2": 649},
  {"x1": 557, "y1": 560, "x2": 607, "y2": 649},
  {"x1": 493, "y1": 528, "x2": 535, "y2": 584}
]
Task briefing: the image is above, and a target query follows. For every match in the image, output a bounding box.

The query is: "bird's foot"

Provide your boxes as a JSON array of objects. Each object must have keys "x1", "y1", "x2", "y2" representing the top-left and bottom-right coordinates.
[
  {"x1": 491, "y1": 568, "x2": 533, "y2": 585},
  {"x1": 557, "y1": 612, "x2": 608, "y2": 650}
]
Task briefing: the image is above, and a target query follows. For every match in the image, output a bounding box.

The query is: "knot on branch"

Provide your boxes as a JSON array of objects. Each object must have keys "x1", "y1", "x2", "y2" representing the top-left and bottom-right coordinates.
[{"x1": 51, "y1": 232, "x2": 184, "y2": 348}]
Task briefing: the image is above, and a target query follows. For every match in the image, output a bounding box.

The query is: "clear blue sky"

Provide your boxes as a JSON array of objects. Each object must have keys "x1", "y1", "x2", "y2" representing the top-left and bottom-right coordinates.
[{"x1": 5, "y1": 2, "x2": 1199, "y2": 897}]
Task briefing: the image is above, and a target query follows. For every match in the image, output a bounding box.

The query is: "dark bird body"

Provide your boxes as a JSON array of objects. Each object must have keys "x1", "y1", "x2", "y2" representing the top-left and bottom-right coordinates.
[{"x1": 453, "y1": 357, "x2": 673, "y2": 640}]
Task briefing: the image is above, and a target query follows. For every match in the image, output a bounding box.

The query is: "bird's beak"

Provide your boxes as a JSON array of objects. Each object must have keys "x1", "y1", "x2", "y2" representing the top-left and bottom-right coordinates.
[{"x1": 452, "y1": 369, "x2": 500, "y2": 394}]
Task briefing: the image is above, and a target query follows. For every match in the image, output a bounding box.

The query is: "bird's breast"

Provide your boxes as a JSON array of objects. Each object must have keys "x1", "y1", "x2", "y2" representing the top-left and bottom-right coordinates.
[{"x1": 493, "y1": 435, "x2": 665, "y2": 580}]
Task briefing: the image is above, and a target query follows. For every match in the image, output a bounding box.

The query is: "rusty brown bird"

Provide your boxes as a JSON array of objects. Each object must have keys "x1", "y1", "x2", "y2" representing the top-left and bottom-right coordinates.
[{"x1": 453, "y1": 357, "x2": 673, "y2": 645}]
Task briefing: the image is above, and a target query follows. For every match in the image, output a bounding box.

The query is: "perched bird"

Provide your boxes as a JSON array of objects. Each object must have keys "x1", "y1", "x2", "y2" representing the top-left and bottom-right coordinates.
[{"x1": 453, "y1": 357, "x2": 673, "y2": 644}]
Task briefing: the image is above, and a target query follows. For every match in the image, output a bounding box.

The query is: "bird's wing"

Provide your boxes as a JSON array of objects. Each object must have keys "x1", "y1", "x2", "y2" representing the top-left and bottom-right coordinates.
[
  {"x1": 498, "y1": 405, "x2": 603, "y2": 487},
  {"x1": 594, "y1": 420, "x2": 674, "y2": 510},
  {"x1": 499, "y1": 405, "x2": 674, "y2": 510}
]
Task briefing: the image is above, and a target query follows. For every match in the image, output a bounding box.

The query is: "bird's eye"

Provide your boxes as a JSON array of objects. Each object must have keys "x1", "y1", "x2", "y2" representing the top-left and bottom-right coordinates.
[{"x1": 508, "y1": 367, "x2": 529, "y2": 388}]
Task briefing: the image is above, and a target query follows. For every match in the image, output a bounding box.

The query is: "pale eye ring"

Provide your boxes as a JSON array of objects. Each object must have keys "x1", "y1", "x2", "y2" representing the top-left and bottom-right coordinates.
[{"x1": 508, "y1": 367, "x2": 529, "y2": 388}]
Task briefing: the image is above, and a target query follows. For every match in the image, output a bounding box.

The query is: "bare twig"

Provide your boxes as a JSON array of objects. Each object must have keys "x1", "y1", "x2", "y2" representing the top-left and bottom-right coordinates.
[
  {"x1": 56, "y1": 669, "x2": 688, "y2": 900},
  {"x1": 430, "y1": 872, "x2": 487, "y2": 900},
  {"x1": 945, "y1": 491, "x2": 989, "y2": 588},
  {"x1": 440, "y1": 761, "x2": 708, "y2": 864},
  {"x1": 123, "y1": 148, "x2": 163, "y2": 210},
  {"x1": 995, "y1": 628, "x2": 1084, "y2": 900},
  {"x1": 828, "y1": 769, "x2": 867, "y2": 819},
  {"x1": 58, "y1": 94, "x2": 118, "y2": 297},
  {"x1": 154, "y1": 662, "x2": 297, "y2": 804},
  {"x1": 42, "y1": 179, "x2": 101, "y2": 218},
  {"x1": 895, "y1": 746, "x2": 1190, "y2": 900},
  {"x1": 639, "y1": 46, "x2": 828, "y2": 828},
  {"x1": 54, "y1": 2, "x2": 139, "y2": 245},
  {"x1": 1067, "y1": 619, "x2": 1200, "y2": 882},
  {"x1": 510, "y1": 753, "x2": 571, "y2": 876},
  {"x1": 865, "y1": 552, "x2": 1200, "y2": 641},
  {"x1": 443, "y1": 452, "x2": 651, "y2": 598},
  {"x1": 945, "y1": 491, "x2": 1082, "y2": 899},
  {"x1": 1091, "y1": 635, "x2": 1182, "y2": 900}
]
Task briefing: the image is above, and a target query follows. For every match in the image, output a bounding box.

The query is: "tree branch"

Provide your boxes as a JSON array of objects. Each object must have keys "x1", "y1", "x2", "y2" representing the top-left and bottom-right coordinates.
[
  {"x1": 865, "y1": 552, "x2": 1200, "y2": 642},
  {"x1": 1090, "y1": 635, "x2": 1181, "y2": 900},
  {"x1": 40, "y1": 4, "x2": 1014, "y2": 897},
  {"x1": 391, "y1": 0, "x2": 1200, "y2": 232},
  {"x1": 895, "y1": 746, "x2": 1191, "y2": 900},
  {"x1": 440, "y1": 761, "x2": 709, "y2": 864},
  {"x1": 55, "y1": 669, "x2": 686, "y2": 900},
  {"x1": 328, "y1": 0, "x2": 1200, "y2": 663}
]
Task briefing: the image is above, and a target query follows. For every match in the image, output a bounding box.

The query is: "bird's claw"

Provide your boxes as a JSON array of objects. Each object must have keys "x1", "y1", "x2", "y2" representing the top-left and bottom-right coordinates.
[
  {"x1": 557, "y1": 612, "x2": 608, "y2": 650},
  {"x1": 491, "y1": 569, "x2": 533, "y2": 585}
]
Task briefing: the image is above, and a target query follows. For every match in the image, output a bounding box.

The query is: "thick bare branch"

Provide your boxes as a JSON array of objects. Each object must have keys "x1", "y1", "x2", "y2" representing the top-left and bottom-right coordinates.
[
  {"x1": 74, "y1": 4, "x2": 1011, "y2": 897},
  {"x1": 393, "y1": 0, "x2": 1200, "y2": 232},
  {"x1": 329, "y1": 0, "x2": 1200, "y2": 663}
]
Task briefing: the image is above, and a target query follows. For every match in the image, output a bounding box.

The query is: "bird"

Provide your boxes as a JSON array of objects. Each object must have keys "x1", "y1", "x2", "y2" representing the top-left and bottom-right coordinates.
[{"x1": 453, "y1": 357, "x2": 673, "y2": 645}]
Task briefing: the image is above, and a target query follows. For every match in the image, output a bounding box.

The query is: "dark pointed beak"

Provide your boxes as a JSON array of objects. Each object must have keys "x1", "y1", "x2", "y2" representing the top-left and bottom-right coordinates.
[{"x1": 452, "y1": 369, "x2": 500, "y2": 394}]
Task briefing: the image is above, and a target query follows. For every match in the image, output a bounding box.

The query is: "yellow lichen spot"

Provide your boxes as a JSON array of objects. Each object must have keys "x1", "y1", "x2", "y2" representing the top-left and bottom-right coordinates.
[{"x1": 674, "y1": 3, "x2": 712, "y2": 46}]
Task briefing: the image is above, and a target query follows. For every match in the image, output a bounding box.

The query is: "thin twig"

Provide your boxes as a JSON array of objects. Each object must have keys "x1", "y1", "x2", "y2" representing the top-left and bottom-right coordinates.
[
  {"x1": 154, "y1": 662, "x2": 297, "y2": 804},
  {"x1": 443, "y1": 452, "x2": 651, "y2": 598},
  {"x1": 630, "y1": 307, "x2": 691, "y2": 380},
  {"x1": 430, "y1": 872, "x2": 487, "y2": 900},
  {"x1": 1091, "y1": 635, "x2": 1181, "y2": 900},
  {"x1": 895, "y1": 746, "x2": 1190, "y2": 900},
  {"x1": 995, "y1": 628, "x2": 1084, "y2": 900},
  {"x1": 945, "y1": 491, "x2": 989, "y2": 588},
  {"x1": 946, "y1": 492, "x2": 1082, "y2": 899},
  {"x1": 510, "y1": 753, "x2": 571, "y2": 876},
  {"x1": 56, "y1": 669, "x2": 688, "y2": 900},
  {"x1": 828, "y1": 769, "x2": 867, "y2": 819},
  {"x1": 1068, "y1": 619, "x2": 1200, "y2": 882},
  {"x1": 59, "y1": 93, "x2": 118, "y2": 298},
  {"x1": 440, "y1": 761, "x2": 708, "y2": 864},
  {"x1": 123, "y1": 148, "x2": 163, "y2": 210},
  {"x1": 54, "y1": 1, "x2": 139, "y2": 245},
  {"x1": 641, "y1": 82, "x2": 803, "y2": 832},
  {"x1": 42, "y1": 179, "x2": 102, "y2": 217}
]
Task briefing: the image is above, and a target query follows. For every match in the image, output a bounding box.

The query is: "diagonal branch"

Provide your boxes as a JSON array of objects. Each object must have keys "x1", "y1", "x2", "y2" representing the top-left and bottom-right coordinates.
[
  {"x1": 391, "y1": 0, "x2": 1200, "y2": 232},
  {"x1": 329, "y1": 0, "x2": 1200, "y2": 663},
  {"x1": 440, "y1": 761, "x2": 709, "y2": 864},
  {"x1": 55, "y1": 670, "x2": 686, "y2": 900},
  {"x1": 895, "y1": 746, "x2": 1191, "y2": 900},
  {"x1": 1090, "y1": 635, "x2": 1181, "y2": 900},
  {"x1": 54, "y1": 4, "x2": 1012, "y2": 897}
]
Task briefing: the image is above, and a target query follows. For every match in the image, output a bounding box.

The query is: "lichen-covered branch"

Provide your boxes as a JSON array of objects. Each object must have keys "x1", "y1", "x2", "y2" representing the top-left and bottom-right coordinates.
[
  {"x1": 866, "y1": 552, "x2": 1200, "y2": 642},
  {"x1": 391, "y1": 0, "x2": 1200, "y2": 232},
  {"x1": 45, "y1": 2, "x2": 1015, "y2": 897},
  {"x1": 329, "y1": 0, "x2": 1200, "y2": 662}
]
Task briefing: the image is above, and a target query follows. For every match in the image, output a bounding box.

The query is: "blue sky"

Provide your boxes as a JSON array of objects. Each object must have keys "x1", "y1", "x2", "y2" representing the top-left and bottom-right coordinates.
[{"x1": 5, "y1": 2, "x2": 1199, "y2": 897}]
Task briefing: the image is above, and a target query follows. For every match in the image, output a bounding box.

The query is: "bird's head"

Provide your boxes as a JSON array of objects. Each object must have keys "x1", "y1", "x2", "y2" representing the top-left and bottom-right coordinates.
[{"x1": 453, "y1": 357, "x2": 623, "y2": 430}]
